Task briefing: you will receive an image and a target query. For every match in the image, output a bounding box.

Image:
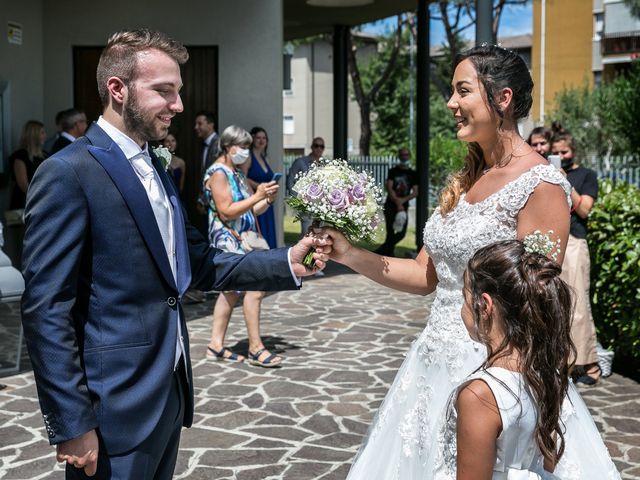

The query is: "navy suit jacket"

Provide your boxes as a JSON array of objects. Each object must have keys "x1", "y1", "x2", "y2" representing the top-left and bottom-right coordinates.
[{"x1": 21, "y1": 123, "x2": 298, "y2": 455}]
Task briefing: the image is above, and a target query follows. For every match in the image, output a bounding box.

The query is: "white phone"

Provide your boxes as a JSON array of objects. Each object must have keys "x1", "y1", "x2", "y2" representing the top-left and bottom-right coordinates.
[{"x1": 548, "y1": 154, "x2": 562, "y2": 169}]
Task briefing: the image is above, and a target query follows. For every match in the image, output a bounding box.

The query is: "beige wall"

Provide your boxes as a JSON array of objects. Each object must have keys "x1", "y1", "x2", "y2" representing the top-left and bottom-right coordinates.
[
  {"x1": 532, "y1": 0, "x2": 593, "y2": 122},
  {"x1": 0, "y1": 0, "x2": 286, "y2": 243},
  {"x1": 0, "y1": 0, "x2": 44, "y2": 152},
  {"x1": 40, "y1": 0, "x2": 283, "y2": 163}
]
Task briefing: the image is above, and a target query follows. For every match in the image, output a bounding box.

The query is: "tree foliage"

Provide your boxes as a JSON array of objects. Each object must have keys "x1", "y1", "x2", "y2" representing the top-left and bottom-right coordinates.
[
  {"x1": 624, "y1": 0, "x2": 640, "y2": 18},
  {"x1": 349, "y1": 16, "x2": 403, "y2": 155},
  {"x1": 550, "y1": 61, "x2": 640, "y2": 156}
]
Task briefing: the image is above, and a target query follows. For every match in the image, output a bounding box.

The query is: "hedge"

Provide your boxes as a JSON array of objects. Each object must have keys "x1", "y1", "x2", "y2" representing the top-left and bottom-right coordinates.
[{"x1": 588, "y1": 179, "x2": 640, "y2": 360}]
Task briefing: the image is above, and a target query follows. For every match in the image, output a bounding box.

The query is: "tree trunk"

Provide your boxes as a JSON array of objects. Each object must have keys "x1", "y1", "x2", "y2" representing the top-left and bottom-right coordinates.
[
  {"x1": 348, "y1": 16, "x2": 403, "y2": 156},
  {"x1": 359, "y1": 101, "x2": 372, "y2": 156}
]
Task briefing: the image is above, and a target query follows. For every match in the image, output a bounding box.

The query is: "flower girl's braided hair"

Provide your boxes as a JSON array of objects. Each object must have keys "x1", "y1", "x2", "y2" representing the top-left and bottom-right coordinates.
[
  {"x1": 464, "y1": 239, "x2": 575, "y2": 465},
  {"x1": 440, "y1": 45, "x2": 534, "y2": 214}
]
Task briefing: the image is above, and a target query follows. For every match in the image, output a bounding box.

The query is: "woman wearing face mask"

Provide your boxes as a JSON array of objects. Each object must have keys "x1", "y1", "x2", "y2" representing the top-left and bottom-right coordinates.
[
  {"x1": 552, "y1": 130, "x2": 601, "y2": 385},
  {"x1": 203, "y1": 125, "x2": 283, "y2": 367}
]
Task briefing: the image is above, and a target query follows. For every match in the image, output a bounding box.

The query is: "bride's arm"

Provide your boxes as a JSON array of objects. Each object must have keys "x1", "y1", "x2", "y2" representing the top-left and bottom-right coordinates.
[
  {"x1": 516, "y1": 182, "x2": 570, "y2": 264},
  {"x1": 326, "y1": 228, "x2": 438, "y2": 295}
]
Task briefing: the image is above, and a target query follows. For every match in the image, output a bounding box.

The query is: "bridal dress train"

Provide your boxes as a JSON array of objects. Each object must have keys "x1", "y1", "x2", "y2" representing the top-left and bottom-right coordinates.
[{"x1": 346, "y1": 165, "x2": 620, "y2": 480}]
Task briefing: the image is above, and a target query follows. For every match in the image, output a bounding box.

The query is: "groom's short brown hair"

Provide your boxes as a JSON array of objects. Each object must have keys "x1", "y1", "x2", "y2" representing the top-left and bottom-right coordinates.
[{"x1": 96, "y1": 28, "x2": 188, "y2": 106}]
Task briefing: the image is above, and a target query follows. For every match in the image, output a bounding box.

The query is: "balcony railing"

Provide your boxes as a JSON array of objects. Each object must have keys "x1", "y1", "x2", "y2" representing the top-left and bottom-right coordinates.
[{"x1": 602, "y1": 31, "x2": 640, "y2": 55}]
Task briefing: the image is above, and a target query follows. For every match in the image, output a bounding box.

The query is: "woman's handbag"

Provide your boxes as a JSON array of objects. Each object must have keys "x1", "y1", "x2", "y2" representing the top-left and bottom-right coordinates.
[
  {"x1": 220, "y1": 215, "x2": 270, "y2": 252},
  {"x1": 238, "y1": 230, "x2": 270, "y2": 252}
]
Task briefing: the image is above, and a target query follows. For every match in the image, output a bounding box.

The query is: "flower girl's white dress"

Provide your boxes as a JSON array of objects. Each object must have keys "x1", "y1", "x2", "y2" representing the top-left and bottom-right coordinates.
[{"x1": 346, "y1": 165, "x2": 619, "y2": 479}]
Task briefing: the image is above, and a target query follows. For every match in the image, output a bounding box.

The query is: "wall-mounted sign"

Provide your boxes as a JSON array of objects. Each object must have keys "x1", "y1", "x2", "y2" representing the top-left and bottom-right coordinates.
[{"x1": 8, "y1": 22, "x2": 22, "y2": 45}]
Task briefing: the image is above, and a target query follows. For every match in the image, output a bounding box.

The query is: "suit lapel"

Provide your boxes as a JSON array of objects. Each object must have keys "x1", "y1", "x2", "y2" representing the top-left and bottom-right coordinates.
[
  {"x1": 86, "y1": 126, "x2": 176, "y2": 290},
  {"x1": 150, "y1": 152, "x2": 192, "y2": 297}
]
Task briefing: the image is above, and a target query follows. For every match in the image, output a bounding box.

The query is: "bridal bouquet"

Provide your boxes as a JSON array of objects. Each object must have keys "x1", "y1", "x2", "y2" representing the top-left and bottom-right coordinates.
[{"x1": 287, "y1": 159, "x2": 384, "y2": 267}]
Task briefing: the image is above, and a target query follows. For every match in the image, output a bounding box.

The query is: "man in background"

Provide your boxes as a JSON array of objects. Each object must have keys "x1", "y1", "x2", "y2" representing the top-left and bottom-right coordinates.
[
  {"x1": 286, "y1": 136, "x2": 325, "y2": 237},
  {"x1": 375, "y1": 147, "x2": 418, "y2": 256},
  {"x1": 49, "y1": 109, "x2": 87, "y2": 154}
]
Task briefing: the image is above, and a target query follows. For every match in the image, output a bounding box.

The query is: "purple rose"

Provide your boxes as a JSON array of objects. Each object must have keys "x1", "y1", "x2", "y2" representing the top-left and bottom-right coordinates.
[
  {"x1": 328, "y1": 189, "x2": 349, "y2": 211},
  {"x1": 349, "y1": 183, "x2": 366, "y2": 203},
  {"x1": 304, "y1": 183, "x2": 323, "y2": 202}
]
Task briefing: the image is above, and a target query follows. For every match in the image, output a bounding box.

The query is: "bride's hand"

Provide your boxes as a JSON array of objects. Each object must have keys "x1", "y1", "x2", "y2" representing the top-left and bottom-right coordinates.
[{"x1": 322, "y1": 227, "x2": 354, "y2": 264}]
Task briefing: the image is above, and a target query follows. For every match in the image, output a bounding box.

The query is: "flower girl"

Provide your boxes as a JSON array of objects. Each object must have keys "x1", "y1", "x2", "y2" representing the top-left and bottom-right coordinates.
[{"x1": 434, "y1": 238, "x2": 619, "y2": 479}]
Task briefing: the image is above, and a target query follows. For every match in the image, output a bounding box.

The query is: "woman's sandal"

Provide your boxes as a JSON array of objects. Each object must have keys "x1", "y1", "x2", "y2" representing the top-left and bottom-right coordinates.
[
  {"x1": 575, "y1": 363, "x2": 601, "y2": 386},
  {"x1": 206, "y1": 346, "x2": 245, "y2": 363},
  {"x1": 248, "y1": 348, "x2": 283, "y2": 368}
]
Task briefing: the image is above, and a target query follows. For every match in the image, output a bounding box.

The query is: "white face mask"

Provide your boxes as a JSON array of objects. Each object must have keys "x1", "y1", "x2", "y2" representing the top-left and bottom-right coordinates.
[{"x1": 231, "y1": 147, "x2": 250, "y2": 165}]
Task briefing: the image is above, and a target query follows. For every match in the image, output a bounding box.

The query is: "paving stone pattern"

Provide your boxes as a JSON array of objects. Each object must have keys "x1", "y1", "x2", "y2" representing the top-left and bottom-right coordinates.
[{"x1": 1, "y1": 266, "x2": 639, "y2": 479}]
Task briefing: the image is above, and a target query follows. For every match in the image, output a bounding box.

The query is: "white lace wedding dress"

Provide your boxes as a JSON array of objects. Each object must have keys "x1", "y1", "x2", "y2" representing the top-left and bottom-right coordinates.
[{"x1": 346, "y1": 165, "x2": 620, "y2": 479}]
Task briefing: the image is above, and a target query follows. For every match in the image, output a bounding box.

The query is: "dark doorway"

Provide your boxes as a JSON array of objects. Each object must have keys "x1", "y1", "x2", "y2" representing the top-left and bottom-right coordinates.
[{"x1": 73, "y1": 45, "x2": 218, "y2": 233}]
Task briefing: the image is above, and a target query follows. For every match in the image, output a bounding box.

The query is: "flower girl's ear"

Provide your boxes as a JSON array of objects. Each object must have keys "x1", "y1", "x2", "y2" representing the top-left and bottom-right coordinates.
[{"x1": 481, "y1": 293, "x2": 494, "y2": 319}]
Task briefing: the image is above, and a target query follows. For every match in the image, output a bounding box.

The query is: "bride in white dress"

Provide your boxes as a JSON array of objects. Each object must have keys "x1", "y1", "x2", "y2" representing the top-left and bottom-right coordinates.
[{"x1": 327, "y1": 45, "x2": 619, "y2": 479}]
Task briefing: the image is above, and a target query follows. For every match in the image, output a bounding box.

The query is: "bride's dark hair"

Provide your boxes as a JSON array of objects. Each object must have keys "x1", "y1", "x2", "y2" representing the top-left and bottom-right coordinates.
[
  {"x1": 464, "y1": 240, "x2": 575, "y2": 465},
  {"x1": 440, "y1": 45, "x2": 534, "y2": 214}
]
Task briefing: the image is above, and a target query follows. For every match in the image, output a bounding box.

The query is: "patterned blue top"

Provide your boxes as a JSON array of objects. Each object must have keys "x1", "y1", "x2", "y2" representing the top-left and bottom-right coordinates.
[{"x1": 204, "y1": 163, "x2": 257, "y2": 254}]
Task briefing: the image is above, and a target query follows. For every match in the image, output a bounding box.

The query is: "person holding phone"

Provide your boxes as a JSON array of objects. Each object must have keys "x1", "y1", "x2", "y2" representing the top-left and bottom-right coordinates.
[
  {"x1": 246, "y1": 126, "x2": 278, "y2": 248},
  {"x1": 551, "y1": 130, "x2": 601, "y2": 385}
]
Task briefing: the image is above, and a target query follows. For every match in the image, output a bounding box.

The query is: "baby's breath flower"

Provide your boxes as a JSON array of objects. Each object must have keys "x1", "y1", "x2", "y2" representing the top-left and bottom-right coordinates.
[{"x1": 523, "y1": 230, "x2": 561, "y2": 261}]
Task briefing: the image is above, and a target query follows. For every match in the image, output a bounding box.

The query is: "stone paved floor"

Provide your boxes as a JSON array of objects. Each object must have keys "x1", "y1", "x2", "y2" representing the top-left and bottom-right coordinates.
[{"x1": 1, "y1": 264, "x2": 639, "y2": 479}]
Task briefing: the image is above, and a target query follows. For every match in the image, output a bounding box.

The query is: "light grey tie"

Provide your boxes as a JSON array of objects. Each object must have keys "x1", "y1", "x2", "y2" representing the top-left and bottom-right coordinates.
[{"x1": 131, "y1": 152, "x2": 173, "y2": 269}]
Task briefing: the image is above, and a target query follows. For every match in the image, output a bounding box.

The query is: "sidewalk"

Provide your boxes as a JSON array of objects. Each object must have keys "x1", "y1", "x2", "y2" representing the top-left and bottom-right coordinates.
[{"x1": 1, "y1": 264, "x2": 639, "y2": 479}]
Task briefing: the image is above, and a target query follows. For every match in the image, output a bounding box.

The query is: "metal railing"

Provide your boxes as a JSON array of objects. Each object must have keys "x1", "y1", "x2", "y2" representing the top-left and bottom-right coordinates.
[
  {"x1": 283, "y1": 155, "x2": 396, "y2": 187},
  {"x1": 582, "y1": 154, "x2": 640, "y2": 187},
  {"x1": 283, "y1": 154, "x2": 640, "y2": 191}
]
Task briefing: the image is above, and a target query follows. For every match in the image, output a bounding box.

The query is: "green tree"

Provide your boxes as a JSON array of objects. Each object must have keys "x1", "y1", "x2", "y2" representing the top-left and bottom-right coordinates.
[
  {"x1": 550, "y1": 62, "x2": 640, "y2": 156},
  {"x1": 624, "y1": 0, "x2": 640, "y2": 18},
  {"x1": 349, "y1": 17, "x2": 403, "y2": 155},
  {"x1": 601, "y1": 61, "x2": 640, "y2": 154}
]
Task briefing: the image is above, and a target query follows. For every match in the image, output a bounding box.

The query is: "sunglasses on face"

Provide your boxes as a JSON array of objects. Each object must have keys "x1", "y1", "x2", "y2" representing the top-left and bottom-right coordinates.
[{"x1": 312, "y1": 144, "x2": 325, "y2": 149}]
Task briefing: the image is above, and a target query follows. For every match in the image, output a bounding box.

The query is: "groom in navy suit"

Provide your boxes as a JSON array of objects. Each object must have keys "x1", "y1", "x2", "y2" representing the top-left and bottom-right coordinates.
[{"x1": 21, "y1": 29, "x2": 330, "y2": 479}]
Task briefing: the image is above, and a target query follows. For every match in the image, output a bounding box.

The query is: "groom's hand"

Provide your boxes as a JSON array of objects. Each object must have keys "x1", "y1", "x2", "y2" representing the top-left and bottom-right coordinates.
[
  {"x1": 290, "y1": 231, "x2": 332, "y2": 277},
  {"x1": 56, "y1": 429, "x2": 99, "y2": 476}
]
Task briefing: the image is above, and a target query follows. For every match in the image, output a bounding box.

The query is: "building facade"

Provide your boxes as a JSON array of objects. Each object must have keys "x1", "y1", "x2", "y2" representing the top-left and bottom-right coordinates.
[{"x1": 531, "y1": 0, "x2": 640, "y2": 123}]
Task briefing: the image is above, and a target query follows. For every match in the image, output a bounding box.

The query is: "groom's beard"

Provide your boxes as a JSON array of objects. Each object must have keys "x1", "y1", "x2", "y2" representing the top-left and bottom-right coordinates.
[{"x1": 123, "y1": 86, "x2": 167, "y2": 143}]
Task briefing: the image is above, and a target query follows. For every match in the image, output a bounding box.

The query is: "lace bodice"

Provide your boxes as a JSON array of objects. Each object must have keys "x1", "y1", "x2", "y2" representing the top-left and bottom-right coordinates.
[
  {"x1": 417, "y1": 165, "x2": 570, "y2": 378},
  {"x1": 423, "y1": 164, "x2": 570, "y2": 293}
]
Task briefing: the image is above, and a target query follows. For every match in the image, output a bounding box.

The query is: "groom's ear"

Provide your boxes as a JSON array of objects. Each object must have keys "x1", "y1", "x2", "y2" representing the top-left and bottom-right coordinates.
[{"x1": 106, "y1": 76, "x2": 127, "y2": 106}]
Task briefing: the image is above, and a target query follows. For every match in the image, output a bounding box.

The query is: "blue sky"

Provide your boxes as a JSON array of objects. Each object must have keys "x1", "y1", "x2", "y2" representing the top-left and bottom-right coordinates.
[{"x1": 362, "y1": 2, "x2": 532, "y2": 45}]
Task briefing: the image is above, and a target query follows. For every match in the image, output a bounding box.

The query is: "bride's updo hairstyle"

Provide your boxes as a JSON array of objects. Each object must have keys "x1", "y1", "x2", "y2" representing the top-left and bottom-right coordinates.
[
  {"x1": 464, "y1": 240, "x2": 574, "y2": 466},
  {"x1": 440, "y1": 45, "x2": 534, "y2": 214}
]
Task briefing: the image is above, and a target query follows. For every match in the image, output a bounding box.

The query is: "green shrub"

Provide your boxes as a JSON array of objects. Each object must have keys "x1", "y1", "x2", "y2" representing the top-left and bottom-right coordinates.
[{"x1": 588, "y1": 179, "x2": 640, "y2": 360}]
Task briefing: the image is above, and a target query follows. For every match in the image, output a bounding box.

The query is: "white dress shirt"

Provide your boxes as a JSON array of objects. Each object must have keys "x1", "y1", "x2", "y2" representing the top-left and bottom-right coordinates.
[{"x1": 97, "y1": 116, "x2": 186, "y2": 369}]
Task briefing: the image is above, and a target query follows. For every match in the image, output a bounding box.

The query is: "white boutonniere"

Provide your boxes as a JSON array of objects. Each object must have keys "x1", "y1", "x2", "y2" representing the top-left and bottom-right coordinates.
[{"x1": 152, "y1": 146, "x2": 172, "y2": 171}]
